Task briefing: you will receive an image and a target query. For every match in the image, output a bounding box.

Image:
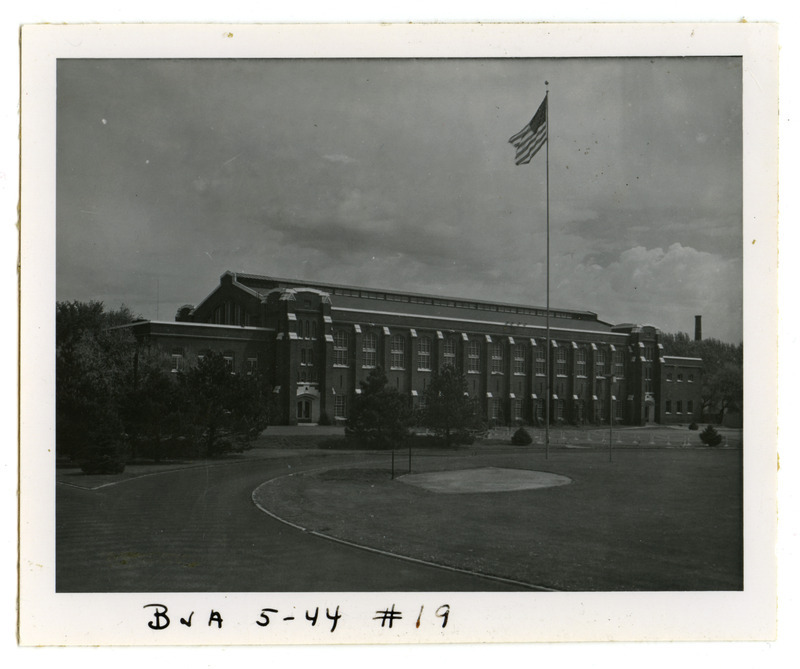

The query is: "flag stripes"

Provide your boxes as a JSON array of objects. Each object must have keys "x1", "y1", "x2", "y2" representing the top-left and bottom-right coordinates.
[{"x1": 508, "y1": 96, "x2": 547, "y2": 165}]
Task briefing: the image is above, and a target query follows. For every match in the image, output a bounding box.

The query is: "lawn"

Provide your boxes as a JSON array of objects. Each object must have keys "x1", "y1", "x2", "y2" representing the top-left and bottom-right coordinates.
[{"x1": 253, "y1": 444, "x2": 743, "y2": 591}]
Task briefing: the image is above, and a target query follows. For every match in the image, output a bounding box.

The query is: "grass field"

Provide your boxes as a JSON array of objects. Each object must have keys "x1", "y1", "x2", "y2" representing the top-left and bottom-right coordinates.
[{"x1": 253, "y1": 442, "x2": 743, "y2": 591}]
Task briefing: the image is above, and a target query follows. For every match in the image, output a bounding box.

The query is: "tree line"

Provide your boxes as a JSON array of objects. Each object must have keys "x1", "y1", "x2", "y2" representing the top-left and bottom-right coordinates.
[{"x1": 56, "y1": 301, "x2": 273, "y2": 472}]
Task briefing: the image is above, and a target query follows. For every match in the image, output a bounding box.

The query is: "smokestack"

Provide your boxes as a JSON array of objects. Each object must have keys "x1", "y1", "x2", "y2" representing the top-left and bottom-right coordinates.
[{"x1": 694, "y1": 315, "x2": 702, "y2": 342}]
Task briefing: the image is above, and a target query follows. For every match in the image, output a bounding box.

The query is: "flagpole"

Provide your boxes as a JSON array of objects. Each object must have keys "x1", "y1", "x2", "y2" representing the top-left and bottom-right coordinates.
[{"x1": 544, "y1": 84, "x2": 550, "y2": 460}]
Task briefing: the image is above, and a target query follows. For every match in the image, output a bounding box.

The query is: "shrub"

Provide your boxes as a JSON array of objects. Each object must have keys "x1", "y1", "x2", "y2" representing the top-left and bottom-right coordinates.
[
  {"x1": 318, "y1": 411, "x2": 332, "y2": 426},
  {"x1": 511, "y1": 427, "x2": 533, "y2": 446},
  {"x1": 699, "y1": 424, "x2": 723, "y2": 447},
  {"x1": 689, "y1": 422, "x2": 699, "y2": 430}
]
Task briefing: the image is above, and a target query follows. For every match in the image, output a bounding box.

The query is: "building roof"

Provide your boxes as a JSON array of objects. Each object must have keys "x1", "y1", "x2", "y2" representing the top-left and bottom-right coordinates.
[{"x1": 229, "y1": 270, "x2": 617, "y2": 334}]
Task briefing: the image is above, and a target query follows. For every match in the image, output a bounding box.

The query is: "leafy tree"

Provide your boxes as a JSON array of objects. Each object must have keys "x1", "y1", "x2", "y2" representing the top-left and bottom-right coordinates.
[
  {"x1": 421, "y1": 364, "x2": 480, "y2": 448},
  {"x1": 181, "y1": 350, "x2": 271, "y2": 457},
  {"x1": 346, "y1": 367, "x2": 411, "y2": 449},
  {"x1": 56, "y1": 301, "x2": 139, "y2": 464},
  {"x1": 120, "y1": 348, "x2": 186, "y2": 461}
]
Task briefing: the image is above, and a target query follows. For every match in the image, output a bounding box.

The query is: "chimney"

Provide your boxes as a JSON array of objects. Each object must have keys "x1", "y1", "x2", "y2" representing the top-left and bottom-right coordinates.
[{"x1": 694, "y1": 315, "x2": 702, "y2": 342}]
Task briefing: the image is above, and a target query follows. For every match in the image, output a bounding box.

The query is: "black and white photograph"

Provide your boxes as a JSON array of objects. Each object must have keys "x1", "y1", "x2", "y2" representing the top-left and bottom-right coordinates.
[{"x1": 18, "y1": 22, "x2": 778, "y2": 646}]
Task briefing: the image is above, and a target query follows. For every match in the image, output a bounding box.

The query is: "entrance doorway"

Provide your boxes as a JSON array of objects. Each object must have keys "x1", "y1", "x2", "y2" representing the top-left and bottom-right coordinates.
[{"x1": 297, "y1": 399, "x2": 313, "y2": 423}]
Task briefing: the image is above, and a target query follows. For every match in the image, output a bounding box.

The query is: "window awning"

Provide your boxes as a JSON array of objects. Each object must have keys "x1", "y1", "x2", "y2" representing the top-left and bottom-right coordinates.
[
  {"x1": 551, "y1": 340, "x2": 558, "y2": 348},
  {"x1": 436, "y1": 330, "x2": 444, "y2": 339},
  {"x1": 485, "y1": 334, "x2": 493, "y2": 343},
  {"x1": 530, "y1": 338, "x2": 537, "y2": 347},
  {"x1": 509, "y1": 393, "x2": 516, "y2": 399},
  {"x1": 353, "y1": 324, "x2": 362, "y2": 334},
  {"x1": 462, "y1": 332, "x2": 469, "y2": 341},
  {"x1": 571, "y1": 341, "x2": 578, "y2": 349},
  {"x1": 383, "y1": 326, "x2": 391, "y2": 336},
  {"x1": 409, "y1": 328, "x2": 417, "y2": 338},
  {"x1": 411, "y1": 390, "x2": 418, "y2": 397},
  {"x1": 508, "y1": 336, "x2": 516, "y2": 345}
]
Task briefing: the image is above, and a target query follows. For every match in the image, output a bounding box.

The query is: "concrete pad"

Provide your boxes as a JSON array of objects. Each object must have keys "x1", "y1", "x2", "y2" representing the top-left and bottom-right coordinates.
[{"x1": 399, "y1": 467, "x2": 572, "y2": 494}]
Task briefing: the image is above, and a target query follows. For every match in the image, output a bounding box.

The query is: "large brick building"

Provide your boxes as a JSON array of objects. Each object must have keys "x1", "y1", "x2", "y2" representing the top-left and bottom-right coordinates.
[{"x1": 125, "y1": 271, "x2": 702, "y2": 427}]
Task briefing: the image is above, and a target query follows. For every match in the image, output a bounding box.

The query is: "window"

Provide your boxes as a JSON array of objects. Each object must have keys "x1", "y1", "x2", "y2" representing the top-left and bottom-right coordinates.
[
  {"x1": 390, "y1": 335, "x2": 405, "y2": 370},
  {"x1": 614, "y1": 350, "x2": 625, "y2": 379},
  {"x1": 362, "y1": 332, "x2": 377, "y2": 368},
  {"x1": 645, "y1": 366, "x2": 653, "y2": 393},
  {"x1": 688, "y1": 373, "x2": 694, "y2": 383},
  {"x1": 311, "y1": 321, "x2": 317, "y2": 339},
  {"x1": 514, "y1": 345, "x2": 527, "y2": 375},
  {"x1": 615, "y1": 400, "x2": 624, "y2": 420},
  {"x1": 556, "y1": 348, "x2": 567, "y2": 376},
  {"x1": 666, "y1": 371, "x2": 673, "y2": 382},
  {"x1": 246, "y1": 357, "x2": 257, "y2": 375},
  {"x1": 170, "y1": 353, "x2": 184, "y2": 373},
  {"x1": 417, "y1": 336, "x2": 432, "y2": 371},
  {"x1": 676, "y1": 400, "x2": 683, "y2": 413},
  {"x1": 556, "y1": 399, "x2": 565, "y2": 421},
  {"x1": 490, "y1": 398, "x2": 501, "y2": 421},
  {"x1": 512, "y1": 398, "x2": 523, "y2": 422},
  {"x1": 467, "y1": 340, "x2": 481, "y2": 373},
  {"x1": 576, "y1": 348, "x2": 586, "y2": 376},
  {"x1": 334, "y1": 395, "x2": 347, "y2": 419},
  {"x1": 535, "y1": 399, "x2": 544, "y2": 422},
  {"x1": 687, "y1": 400, "x2": 694, "y2": 414},
  {"x1": 665, "y1": 400, "x2": 672, "y2": 413},
  {"x1": 333, "y1": 331, "x2": 349, "y2": 366},
  {"x1": 644, "y1": 345, "x2": 654, "y2": 361},
  {"x1": 223, "y1": 354, "x2": 235, "y2": 374},
  {"x1": 677, "y1": 373, "x2": 683, "y2": 382},
  {"x1": 443, "y1": 338, "x2": 456, "y2": 368},
  {"x1": 595, "y1": 349, "x2": 607, "y2": 377},
  {"x1": 491, "y1": 343, "x2": 504, "y2": 374},
  {"x1": 535, "y1": 349, "x2": 546, "y2": 375}
]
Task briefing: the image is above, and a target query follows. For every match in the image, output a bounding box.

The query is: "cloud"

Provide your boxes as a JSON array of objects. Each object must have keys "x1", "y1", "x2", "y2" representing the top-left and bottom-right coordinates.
[{"x1": 322, "y1": 153, "x2": 356, "y2": 164}]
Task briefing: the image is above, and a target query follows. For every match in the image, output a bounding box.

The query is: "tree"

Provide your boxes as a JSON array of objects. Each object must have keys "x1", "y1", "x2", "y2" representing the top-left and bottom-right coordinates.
[
  {"x1": 181, "y1": 350, "x2": 271, "y2": 457},
  {"x1": 421, "y1": 364, "x2": 480, "y2": 448},
  {"x1": 346, "y1": 367, "x2": 411, "y2": 449},
  {"x1": 56, "y1": 301, "x2": 139, "y2": 465}
]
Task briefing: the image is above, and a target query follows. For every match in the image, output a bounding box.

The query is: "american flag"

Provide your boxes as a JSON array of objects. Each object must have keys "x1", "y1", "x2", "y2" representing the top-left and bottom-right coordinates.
[{"x1": 508, "y1": 96, "x2": 547, "y2": 166}]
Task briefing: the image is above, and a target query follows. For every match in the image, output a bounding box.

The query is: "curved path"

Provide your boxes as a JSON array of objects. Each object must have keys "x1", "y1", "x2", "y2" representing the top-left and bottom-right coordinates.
[{"x1": 56, "y1": 451, "x2": 520, "y2": 592}]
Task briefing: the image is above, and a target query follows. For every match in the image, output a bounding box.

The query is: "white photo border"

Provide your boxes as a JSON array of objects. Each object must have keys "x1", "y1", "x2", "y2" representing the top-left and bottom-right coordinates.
[{"x1": 19, "y1": 22, "x2": 778, "y2": 646}]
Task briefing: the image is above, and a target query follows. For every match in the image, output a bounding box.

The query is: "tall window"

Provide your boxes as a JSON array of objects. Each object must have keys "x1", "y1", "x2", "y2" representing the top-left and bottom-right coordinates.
[
  {"x1": 490, "y1": 398, "x2": 501, "y2": 421},
  {"x1": 614, "y1": 350, "x2": 625, "y2": 379},
  {"x1": 512, "y1": 398, "x2": 523, "y2": 422},
  {"x1": 467, "y1": 340, "x2": 481, "y2": 373},
  {"x1": 595, "y1": 349, "x2": 607, "y2": 377},
  {"x1": 390, "y1": 335, "x2": 405, "y2": 370},
  {"x1": 170, "y1": 352, "x2": 184, "y2": 373},
  {"x1": 334, "y1": 395, "x2": 347, "y2": 419},
  {"x1": 513, "y1": 345, "x2": 526, "y2": 375},
  {"x1": 676, "y1": 400, "x2": 683, "y2": 413},
  {"x1": 246, "y1": 357, "x2": 257, "y2": 375},
  {"x1": 417, "y1": 336, "x2": 432, "y2": 371},
  {"x1": 576, "y1": 348, "x2": 586, "y2": 376},
  {"x1": 645, "y1": 366, "x2": 653, "y2": 393},
  {"x1": 491, "y1": 343, "x2": 504, "y2": 374},
  {"x1": 535, "y1": 348, "x2": 546, "y2": 375},
  {"x1": 665, "y1": 400, "x2": 672, "y2": 413},
  {"x1": 556, "y1": 348, "x2": 567, "y2": 376},
  {"x1": 333, "y1": 330, "x2": 349, "y2": 367},
  {"x1": 362, "y1": 332, "x2": 377, "y2": 368},
  {"x1": 687, "y1": 400, "x2": 694, "y2": 414},
  {"x1": 535, "y1": 399, "x2": 544, "y2": 421},
  {"x1": 443, "y1": 338, "x2": 456, "y2": 369}
]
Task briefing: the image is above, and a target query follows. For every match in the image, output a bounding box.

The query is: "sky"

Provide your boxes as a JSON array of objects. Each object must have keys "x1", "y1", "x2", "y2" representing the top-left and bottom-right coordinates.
[{"x1": 56, "y1": 56, "x2": 743, "y2": 342}]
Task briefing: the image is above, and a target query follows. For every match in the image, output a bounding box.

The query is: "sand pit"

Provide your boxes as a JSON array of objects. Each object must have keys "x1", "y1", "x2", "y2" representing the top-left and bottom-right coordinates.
[{"x1": 399, "y1": 467, "x2": 571, "y2": 493}]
